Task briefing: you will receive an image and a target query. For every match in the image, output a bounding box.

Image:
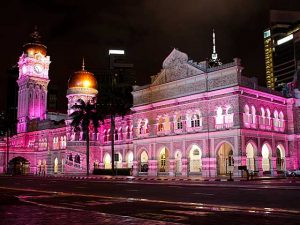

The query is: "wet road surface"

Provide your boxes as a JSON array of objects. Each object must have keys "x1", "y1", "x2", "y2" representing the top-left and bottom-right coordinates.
[{"x1": 0, "y1": 176, "x2": 299, "y2": 224}]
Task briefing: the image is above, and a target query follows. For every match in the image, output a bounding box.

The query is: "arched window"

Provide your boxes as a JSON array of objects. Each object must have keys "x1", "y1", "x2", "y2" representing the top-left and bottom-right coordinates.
[
  {"x1": 74, "y1": 154, "x2": 80, "y2": 164},
  {"x1": 251, "y1": 106, "x2": 256, "y2": 124},
  {"x1": 104, "y1": 130, "x2": 108, "y2": 142},
  {"x1": 68, "y1": 153, "x2": 73, "y2": 161},
  {"x1": 273, "y1": 110, "x2": 279, "y2": 127},
  {"x1": 158, "y1": 117, "x2": 164, "y2": 132},
  {"x1": 266, "y1": 109, "x2": 271, "y2": 126},
  {"x1": 216, "y1": 107, "x2": 223, "y2": 125},
  {"x1": 108, "y1": 129, "x2": 112, "y2": 141},
  {"x1": 164, "y1": 116, "x2": 170, "y2": 131},
  {"x1": 138, "y1": 119, "x2": 149, "y2": 135},
  {"x1": 224, "y1": 106, "x2": 234, "y2": 126},
  {"x1": 114, "y1": 129, "x2": 118, "y2": 141},
  {"x1": 244, "y1": 105, "x2": 250, "y2": 124},
  {"x1": 118, "y1": 128, "x2": 123, "y2": 140},
  {"x1": 175, "y1": 114, "x2": 183, "y2": 130},
  {"x1": 191, "y1": 113, "x2": 201, "y2": 127},
  {"x1": 259, "y1": 107, "x2": 265, "y2": 126},
  {"x1": 126, "y1": 126, "x2": 131, "y2": 139},
  {"x1": 279, "y1": 111, "x2": 284, "y2": 128}
]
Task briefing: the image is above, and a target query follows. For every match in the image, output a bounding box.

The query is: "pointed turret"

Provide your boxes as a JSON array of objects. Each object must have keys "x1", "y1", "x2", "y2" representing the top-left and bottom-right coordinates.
[{"x1": 209, "y1": 29, "x2": 222, "y2": 68}]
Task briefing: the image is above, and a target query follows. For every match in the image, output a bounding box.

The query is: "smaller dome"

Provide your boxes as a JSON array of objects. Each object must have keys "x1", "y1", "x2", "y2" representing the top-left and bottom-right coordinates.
[
  {"x1": 68, "y1": 70, "x2": 98, "y2": 89},
  {"x1": 68, "y1": 60, "x2": 97, "y2": 90},
  {"x1": 23, "y1": 43, "x2": 47, "y2": 56},
  {"x1": 23, "y1": 27, "x2": 47, "y2": 56}
]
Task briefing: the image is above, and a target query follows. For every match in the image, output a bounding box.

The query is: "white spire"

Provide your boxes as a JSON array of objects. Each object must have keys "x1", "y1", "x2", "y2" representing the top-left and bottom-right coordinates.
[
  {"x1": 82, "y1": 57, "x2": 85, "y2": 70},
  {"x1": 211, "y1": 29, "x2": 218, "y2": 61}
]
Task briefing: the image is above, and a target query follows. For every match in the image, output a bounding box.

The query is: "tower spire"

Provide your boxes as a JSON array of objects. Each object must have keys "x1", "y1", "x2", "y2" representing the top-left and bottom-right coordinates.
[
  {"x1": 30, "y1": 25, "x2": 42, "y2": 43},
  {"x1": 208, "y1": 29, "x2": 222, "y2": 68},
  {"x1": 211, "y1": 29, "x2": 218, "y2": 61},
  {"x1": 82, "y1": 57, "x2": 85, "y2": 70}
]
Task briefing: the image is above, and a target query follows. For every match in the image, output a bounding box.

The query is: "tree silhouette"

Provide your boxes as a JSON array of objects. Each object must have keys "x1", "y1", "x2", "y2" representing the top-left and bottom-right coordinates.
[
  {"x1": 97, "y1": 73, "x2": 133, "y2": 175},
  {"x1": 70, "y1": 99, "x2": 99, "y2": 176}
]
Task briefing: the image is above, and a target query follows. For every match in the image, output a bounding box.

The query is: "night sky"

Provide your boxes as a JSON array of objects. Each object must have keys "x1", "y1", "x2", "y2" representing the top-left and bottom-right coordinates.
[{"x1": 0, "y1": 0, "x2": 299, "y2": 112}]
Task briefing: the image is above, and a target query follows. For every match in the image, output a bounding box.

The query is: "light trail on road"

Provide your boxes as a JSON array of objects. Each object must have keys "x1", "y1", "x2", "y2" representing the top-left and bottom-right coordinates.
[{"x1": 1, "y1": 186, "x2": 299, "y2": 218}]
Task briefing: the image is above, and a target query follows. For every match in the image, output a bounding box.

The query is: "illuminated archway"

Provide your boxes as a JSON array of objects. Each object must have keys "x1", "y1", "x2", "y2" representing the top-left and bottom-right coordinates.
[
  {"x1": 126, "y1": 151, "x2": 133, "y2": 168},
  {"x1": 189, "y1": 145, "x2": 202, "y2": 173},
  {"x1": 262, "y1": 143, "x2": 271, "y2": 171},
  {"x1": 37, "y1": 160, "x2": 42, "y2": 175},
  {"x1": 115, "y1": 152, "x2": 123, "y2": 168},
  {"x1": 140, "y1": 150, "x2": 149, "y2": 172},
  {"x1": 217, "y1": 142, "x2": 234, "y2": 175},
  {"x1": 158, "y1": 147, "x2": 169, "y2": 172},
  {"x1": 9, "y1": 157, "x2": 30, "y2": 175},
  {"x1": 54, "y1": 157, "x2": 58, "y2": 174},
  {"x1": 174, "y1": 150, "x2": 182, "y2": 173},
  {"x1": 104, "y1": 153, "x2": 111, "y2": 169},
  {"x1": 246, "y1": 142, "x2": 257, "y2": 171},
  {"x1": 276, "y1": 144, "x2": 285, "y2": 171}
]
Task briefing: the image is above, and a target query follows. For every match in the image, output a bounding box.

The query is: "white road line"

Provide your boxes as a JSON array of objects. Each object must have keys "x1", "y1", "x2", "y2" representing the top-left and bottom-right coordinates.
[{"x1": 192, "y1": 192, "x2": 214, "y2": 196}]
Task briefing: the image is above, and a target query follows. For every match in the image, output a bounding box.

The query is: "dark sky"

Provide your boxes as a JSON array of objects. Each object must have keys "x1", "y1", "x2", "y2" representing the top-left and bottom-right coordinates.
[{"x1": 0, "y1": 0, "x2": 299, "y2": 112}]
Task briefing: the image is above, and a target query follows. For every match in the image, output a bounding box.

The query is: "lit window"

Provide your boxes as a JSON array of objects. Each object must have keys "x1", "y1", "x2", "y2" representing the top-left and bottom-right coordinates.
[
  {"x1": 273, "y1": 110, "x2": 279, "y2": 127},
  {"x1": 191, "y1": 114, "x2": 201, "y2": 127},
  {"x1": 279, "y1": 111, "x2": 284, "y2": 128},
  {"x1": 216, "y1": 107, "x2": 223, "y2": 125},
  {"x1": 158, "y1": 117, "x2": 164, "y2": 132},
  {"x1": 176, "y1": 115, "x2": 183, "y2": 129},
  {"x1": 251, "y1": 106, "x2": 256, "y2": 124}
]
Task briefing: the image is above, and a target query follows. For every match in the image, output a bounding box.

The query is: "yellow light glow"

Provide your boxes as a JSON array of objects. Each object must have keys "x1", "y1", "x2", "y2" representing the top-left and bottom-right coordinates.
[{"x1": 83, "y1": 80, "x2": 90, "y2": 87}]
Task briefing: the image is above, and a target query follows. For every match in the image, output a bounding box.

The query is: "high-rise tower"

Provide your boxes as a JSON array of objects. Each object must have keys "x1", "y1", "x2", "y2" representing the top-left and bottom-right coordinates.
[
  {"x1": 264, "y1": 10, "x2": 300, "y2": 90},
  {"x1": 17, "y1": 28, "x2": 50, "y2": 133}
]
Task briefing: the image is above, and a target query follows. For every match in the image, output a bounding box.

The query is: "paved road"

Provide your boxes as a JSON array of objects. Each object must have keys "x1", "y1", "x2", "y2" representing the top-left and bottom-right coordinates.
[{"x1": 0, "y1": 176, "x2": 299, "y2": 224}]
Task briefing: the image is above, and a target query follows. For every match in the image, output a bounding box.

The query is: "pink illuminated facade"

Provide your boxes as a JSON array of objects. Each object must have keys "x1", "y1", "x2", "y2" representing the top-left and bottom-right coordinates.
[{"x1": 0, "y1": 34, "x2": 300, "y2": 178}]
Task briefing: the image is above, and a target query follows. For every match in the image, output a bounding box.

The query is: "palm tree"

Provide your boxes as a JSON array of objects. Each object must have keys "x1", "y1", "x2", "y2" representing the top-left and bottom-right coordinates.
[
  {"x1": 70, "y1": 98, "x2": 99, "y2": 176},
  {"x1": 97, "y1": 73, "x2": 133, "y2": 175}
]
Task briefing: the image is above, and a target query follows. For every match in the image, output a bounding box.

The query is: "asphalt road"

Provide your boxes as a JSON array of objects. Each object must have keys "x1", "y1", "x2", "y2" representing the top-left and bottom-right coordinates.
[{"x1": 0, "y1": 176, "x2": 299, "y2": 225}]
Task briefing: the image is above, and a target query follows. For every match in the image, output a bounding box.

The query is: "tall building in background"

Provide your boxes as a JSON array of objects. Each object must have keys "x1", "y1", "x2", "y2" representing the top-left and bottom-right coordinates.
[{"x1": 264, "y1": 10, "x2": 300, "y2": 90}]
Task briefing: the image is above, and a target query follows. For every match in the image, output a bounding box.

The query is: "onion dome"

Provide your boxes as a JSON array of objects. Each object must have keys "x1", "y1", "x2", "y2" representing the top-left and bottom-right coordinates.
[
  {"x1": 23, "y1": 26, "x2": 47, "y2": 56},
  {"x1": 68, "y1": 59, "x2": 98, "y2": 90}
]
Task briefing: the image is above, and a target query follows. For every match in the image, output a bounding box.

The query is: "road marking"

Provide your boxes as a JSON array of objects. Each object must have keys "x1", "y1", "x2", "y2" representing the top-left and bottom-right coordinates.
[
  {"x1": 192, "y1": 192, "x2": 214, "y2": 196},
  {"x1": 1, "y1": 186, "x2": 300, "y2": 217}
]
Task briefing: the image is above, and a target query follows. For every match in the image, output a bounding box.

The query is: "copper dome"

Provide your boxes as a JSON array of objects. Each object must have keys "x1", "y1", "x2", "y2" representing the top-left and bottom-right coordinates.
[
  {"x1": 23, "y1": 43, "x2": 47, "y2": 56},
  {"x1": 68, "y1": 66, "x2": 98, "y2": 90},
  {"x1": 23, "y1": 27, "x2": 47, "y2": 56}
]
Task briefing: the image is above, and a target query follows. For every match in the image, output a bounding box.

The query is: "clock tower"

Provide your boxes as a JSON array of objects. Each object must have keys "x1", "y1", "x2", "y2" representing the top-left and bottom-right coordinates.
[{"x1": 17, "y1": 28, "x2": 51, "y2": 133}]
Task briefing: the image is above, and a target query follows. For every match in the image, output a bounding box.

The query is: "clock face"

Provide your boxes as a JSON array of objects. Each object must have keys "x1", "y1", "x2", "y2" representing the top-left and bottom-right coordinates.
[{"x1": 34, "y1": 64, "x2": 43, "y2": 74}]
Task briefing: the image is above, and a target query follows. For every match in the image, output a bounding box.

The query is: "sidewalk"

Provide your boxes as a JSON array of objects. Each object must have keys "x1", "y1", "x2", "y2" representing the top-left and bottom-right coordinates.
[{"x1": 40, "y1": 174, "x2": 288, "y2": 183}]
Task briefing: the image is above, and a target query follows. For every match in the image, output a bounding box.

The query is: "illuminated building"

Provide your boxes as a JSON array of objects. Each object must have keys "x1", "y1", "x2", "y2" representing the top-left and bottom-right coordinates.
[
  {"x1": 0, "y1": 30, "x2": 300, "y2": 178},
  {"x1": 264, "y1": 10, "x2": 300, "y2": 90}
]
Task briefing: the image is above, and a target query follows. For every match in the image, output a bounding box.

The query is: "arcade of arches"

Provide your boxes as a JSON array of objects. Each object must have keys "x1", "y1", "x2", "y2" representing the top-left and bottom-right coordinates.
[{"x1": 91, "y1": 140, "x2": 288, "y2": 177}]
